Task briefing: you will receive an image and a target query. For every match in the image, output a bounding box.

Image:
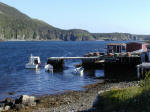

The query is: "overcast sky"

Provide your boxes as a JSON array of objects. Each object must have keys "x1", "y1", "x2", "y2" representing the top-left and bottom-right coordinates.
[{"x1": 0, "y1": 0, "x2": 150, "y2": 34}]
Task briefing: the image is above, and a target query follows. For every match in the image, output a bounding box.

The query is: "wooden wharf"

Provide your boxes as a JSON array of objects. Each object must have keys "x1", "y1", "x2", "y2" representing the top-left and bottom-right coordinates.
[
  {"x1": 104, "y1": 55, "x2": 141, "y2": 81},
  {"x1": 47, "y1": 54, "x2": 144, "y2": 80},
  {"x1": 137, "y1": 62, "x2": 150, "y2": 79},
  {"x1": 47, "y1": 56, "x2": 103, "y2": 69},
  {"x1": 48, "y1": 57, "x2": 100, "y2": 60}
]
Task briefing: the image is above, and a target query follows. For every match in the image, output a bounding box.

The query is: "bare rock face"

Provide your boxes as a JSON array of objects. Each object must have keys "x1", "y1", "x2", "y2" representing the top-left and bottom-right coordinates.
[
  {"x1": 4, "y1": 105, "x2": 10, "y2": 111},
  {"x1": 19, "y1": 95, "x2": 36, "y2": 106},
  {"x1": 0, "y1": 107, "x2": 4, "y2": 112},
  {"x1": 14, "y1": 104, "x2": 25, "y2": 111},
  {"x1": 0, "y1": 95, "x2": 37, "y2": 111},
  {"x1": 4, "y1": 98, "x2": 14, "y2": 106}
]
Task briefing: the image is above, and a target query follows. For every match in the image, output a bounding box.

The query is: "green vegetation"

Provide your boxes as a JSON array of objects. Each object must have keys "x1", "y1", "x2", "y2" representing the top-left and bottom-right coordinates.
[
  {"x1": 92, "y1": 33, "x2": 138, "y2": 41},
  {"x1": 0, "y1": 2, "x2": 95, "y2": 41},
  {"x1": 0, "y1": 2, "x2": 150, "y2": 41},
  {"x1": 96, "y1": 71, "x2": 150, "y2": 112}
]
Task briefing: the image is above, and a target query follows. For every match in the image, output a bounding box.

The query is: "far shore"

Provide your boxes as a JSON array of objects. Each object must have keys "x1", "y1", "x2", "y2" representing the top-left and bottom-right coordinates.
[
  {"x1": 1, "y1": 39, "x2": 107, "y2": 42},
  {"x1": 4, "y1": 39, "x2": 63, "y2": 42}
]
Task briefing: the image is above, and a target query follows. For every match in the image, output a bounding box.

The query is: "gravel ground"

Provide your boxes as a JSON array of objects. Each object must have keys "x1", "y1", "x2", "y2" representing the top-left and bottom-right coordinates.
[{"x1": 30, "y1": 81, "x2": 139, "y2": 112}]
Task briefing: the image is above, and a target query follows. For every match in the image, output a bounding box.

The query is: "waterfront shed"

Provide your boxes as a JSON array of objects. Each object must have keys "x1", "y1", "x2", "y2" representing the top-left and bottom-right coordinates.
[
  {"x1": 107, "y1": 43, "x2": 126, "y2": 53},
  {"x1": 126, "y1": 42, "x2": 147, "y2": 52}
]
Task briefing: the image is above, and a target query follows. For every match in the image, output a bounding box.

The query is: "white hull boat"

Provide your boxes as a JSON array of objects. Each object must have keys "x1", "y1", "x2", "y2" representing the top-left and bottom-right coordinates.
[
  {"x1": 74, "y1": 67, "x2": 84, "y2": 76},
  {"x1": 25, "y1": 64, "x2": 39, "y2": 69},
  {"x1": 25, "y1": 54, "x2": 41, "y2": 69},
  {"x1": 45, "y1": 64, "x2": 53, "y2": 73}
]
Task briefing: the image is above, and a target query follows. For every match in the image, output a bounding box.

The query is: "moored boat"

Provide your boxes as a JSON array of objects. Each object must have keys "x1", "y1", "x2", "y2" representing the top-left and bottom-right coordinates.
[
  {"x1": 45, "y1": 64, "x2": 53, "y2": 73},
  {"x1": 25, "y1": 54, "x2": 41, "y2": 69},
  {"x1": 74, "y1": 67, "x2": 84, "y2": 76}
]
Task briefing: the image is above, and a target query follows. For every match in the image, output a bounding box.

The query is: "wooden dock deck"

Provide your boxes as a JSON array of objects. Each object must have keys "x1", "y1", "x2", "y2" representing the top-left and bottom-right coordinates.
[
  {"x1": 47, "y1": 56, "x2": 103, "y2": 69},
  {"x1": 48, "y1": 57, "x2": 100, "y2": 60}
]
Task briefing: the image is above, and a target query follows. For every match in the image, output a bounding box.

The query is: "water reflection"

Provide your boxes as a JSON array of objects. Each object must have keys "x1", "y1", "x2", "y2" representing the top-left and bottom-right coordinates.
[
  {"x1": 83, "y1": 69, "x2": 104, "y2": 77},
  {"x1": 95, "y1": 70, "x2": 104, "y2": 77},
  {"x1": 35, "y1": 68, "x2": 41, "y2": 74}
]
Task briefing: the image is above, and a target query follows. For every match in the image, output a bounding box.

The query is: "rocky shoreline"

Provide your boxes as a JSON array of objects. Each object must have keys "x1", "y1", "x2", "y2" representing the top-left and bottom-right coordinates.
[{"x1": 0, "y1": 80, "x2": 139, "y2": 112}]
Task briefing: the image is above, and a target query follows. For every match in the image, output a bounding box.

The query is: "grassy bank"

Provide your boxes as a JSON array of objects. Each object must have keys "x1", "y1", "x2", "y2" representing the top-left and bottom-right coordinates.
[{"x1": 95, "y1": 72, "x2": 150, "y2": 112}]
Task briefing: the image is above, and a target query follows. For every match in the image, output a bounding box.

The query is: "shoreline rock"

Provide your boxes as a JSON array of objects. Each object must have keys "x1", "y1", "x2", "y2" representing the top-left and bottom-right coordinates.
[
  {"x1": 0, "y1": 95, "x2": 37, "y2": 111},
  {"x1": 0, "y1": 81, "x2": 138, "y2": 112}
]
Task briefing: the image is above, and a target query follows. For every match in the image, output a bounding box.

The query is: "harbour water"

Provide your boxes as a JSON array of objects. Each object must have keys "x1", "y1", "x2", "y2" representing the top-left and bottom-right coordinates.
[{"x1": 0, "y1": 41, "x2": 126, "y2": 100}]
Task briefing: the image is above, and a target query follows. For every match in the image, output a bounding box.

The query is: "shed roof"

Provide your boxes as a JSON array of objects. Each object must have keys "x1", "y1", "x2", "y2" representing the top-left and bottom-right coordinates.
[
  {"x1": 126, "y1": 42, "x2": 147, "y2": 45},
  {"x1": 107, "y1": 43, "x2": 126, "y2": 46}
]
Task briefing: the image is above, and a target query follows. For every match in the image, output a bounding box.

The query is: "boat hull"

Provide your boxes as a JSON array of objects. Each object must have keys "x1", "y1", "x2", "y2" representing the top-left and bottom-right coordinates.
[
  {"x1": 74, "y1": 67, "x2": 84, "y2": 76},
  {"x1": 45, "y1": 64, "x2": 53, "y2": 72},
  {"x1": 25, "y1": 64, "x2": 38, "y2": 69}
]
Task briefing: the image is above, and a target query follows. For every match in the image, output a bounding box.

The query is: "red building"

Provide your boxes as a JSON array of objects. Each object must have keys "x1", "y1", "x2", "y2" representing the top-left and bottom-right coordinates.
[
  {"x1": 107, "y1": 43, "x2": 126, "y2": 53},
  {"x1": 126, "y1": 42, "x2": 147, "y2": 52}
]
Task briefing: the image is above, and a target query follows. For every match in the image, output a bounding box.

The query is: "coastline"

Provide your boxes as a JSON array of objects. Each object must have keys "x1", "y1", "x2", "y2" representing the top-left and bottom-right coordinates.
[
  {"x1": 2, "y1": 39, "x2": 105, "y2": 42},
  {"x1": 9, "y1": 80, "x2": 138, "y2": 112}
]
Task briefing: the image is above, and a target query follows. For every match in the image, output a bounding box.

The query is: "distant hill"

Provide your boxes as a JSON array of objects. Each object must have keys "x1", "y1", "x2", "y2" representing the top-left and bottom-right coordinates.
[{"x1": 0, "y1": 2, "x2": 149, "y2": 41}]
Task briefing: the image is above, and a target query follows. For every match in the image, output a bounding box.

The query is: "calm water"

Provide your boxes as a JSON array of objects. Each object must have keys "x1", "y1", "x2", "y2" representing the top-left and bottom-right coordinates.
[{"x1": 0, "y1": 41, "x2": 126, "y2": 100}]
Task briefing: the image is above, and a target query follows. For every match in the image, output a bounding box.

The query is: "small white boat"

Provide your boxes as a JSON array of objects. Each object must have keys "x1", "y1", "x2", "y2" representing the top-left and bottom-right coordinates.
[
  {"x1": 25, "y1": 54, "x2": 41, "y2": 69},
  {"x1": 45, "y1": 64, "x2": 53, "y2": 73},
  {"x1": 74, "y1": 67, "x2": 84, "y2": 76}
]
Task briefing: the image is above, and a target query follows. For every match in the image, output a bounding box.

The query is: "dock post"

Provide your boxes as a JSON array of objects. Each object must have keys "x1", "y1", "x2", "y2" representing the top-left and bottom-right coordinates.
[
  {"x1": 137, "y1": 65, "x2": 140, "y2": 79},
  {"x1": 141, "y1": 67, "x2": 144, "y2": 77},
  {"x1": 47, "y1": 59, "x2": 64, "y2": 70}
]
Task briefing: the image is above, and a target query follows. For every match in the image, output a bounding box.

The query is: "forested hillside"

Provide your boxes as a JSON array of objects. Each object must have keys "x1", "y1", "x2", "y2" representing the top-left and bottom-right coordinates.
[{"x1": 0, "y1": 2, "x2": 149, "y2": 41}]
